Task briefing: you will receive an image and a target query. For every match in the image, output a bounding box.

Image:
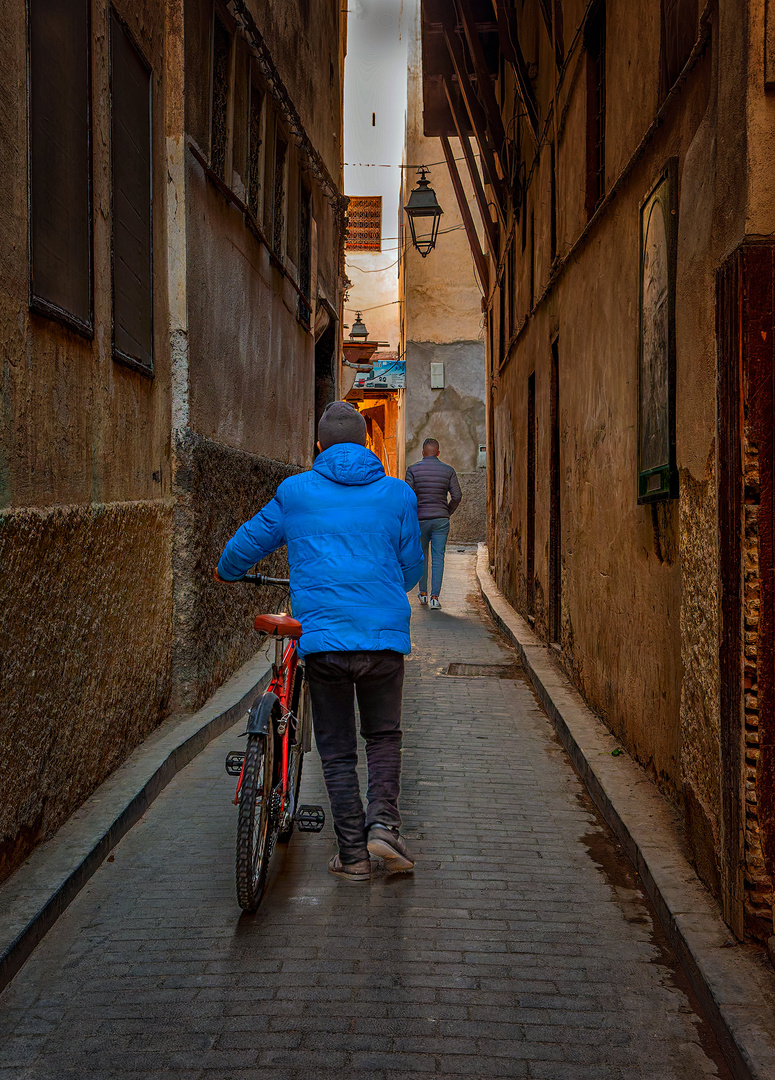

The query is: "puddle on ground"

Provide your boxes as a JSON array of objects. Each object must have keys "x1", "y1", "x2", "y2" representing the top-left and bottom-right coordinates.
[{"x1": 574, "y1": 784, "x2": 734, "y2": 1078}]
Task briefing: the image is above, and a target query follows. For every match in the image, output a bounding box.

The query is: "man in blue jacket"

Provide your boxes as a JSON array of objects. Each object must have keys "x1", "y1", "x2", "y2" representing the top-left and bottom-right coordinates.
[{"x1": 216, "y1": 401, "x2": 423, "y2": 881}]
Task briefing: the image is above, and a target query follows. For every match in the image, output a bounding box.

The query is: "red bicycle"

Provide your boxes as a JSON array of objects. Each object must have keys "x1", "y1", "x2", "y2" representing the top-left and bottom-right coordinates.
[{"x1": 223, "y1": 572, "x2": 324, "y2": 911}]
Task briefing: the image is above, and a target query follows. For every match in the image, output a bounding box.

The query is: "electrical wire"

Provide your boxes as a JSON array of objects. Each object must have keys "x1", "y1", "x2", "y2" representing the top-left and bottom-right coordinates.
[
  {"x1": 345, "y1": 299, "x2": 403, "y2": 312},
  {"x1": 345, "y1": 155, "x2": 479, "y2": 169}
]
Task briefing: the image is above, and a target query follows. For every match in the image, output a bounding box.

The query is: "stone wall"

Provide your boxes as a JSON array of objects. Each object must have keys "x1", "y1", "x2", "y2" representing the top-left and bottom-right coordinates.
[
  {"x1": 0, "y1": 501, "x2": 173, "y2": 883},
  {"x1": 172, "y1": 431, "x2": 300, "y2": 710},
  {"x1": 450, "y1": 472, "x2": 486, "y2": 543}
]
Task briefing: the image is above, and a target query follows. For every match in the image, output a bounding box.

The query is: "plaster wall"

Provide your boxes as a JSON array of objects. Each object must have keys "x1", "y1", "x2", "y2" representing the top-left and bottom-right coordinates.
[
  {"x1": 0, "y1": 501, "x2": 174, "y2": 882},
  {"x1": 401, "y1": 0, "x2": 486, "y2": 539},
  {"x1": 0, "y1": 0, "x2": 174, "y2": 882},
  {"x1": 0, "y1": 0, "x2": 172, "y2": 510},
  {"x1": 171, "y1": 431, "x2": 297, "y2": 708},
  {"x1": 185, "y1": 164, "x2": 317, "y2": 465},
  {"x1": 489, "y1": 1, "x2": 749, "y2": 901}
]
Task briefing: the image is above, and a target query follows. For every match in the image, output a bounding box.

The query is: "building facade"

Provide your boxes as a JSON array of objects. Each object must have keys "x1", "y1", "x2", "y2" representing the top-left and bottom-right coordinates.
[
  {"x1": 400, "y1": 0, "x2": 487, "y2": 542},
  {"x1": 421, "y1": 0, "x2": 775, "y2": 942},
  {"x1": 0, "y1": 0, "x2": 346, "y2": 882}
]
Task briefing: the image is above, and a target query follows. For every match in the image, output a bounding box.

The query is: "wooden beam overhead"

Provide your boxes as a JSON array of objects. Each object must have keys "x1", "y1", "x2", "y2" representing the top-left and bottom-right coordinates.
[
  {"x1": 456, "y1": 0, "x2": 508, "y2": 152},
  {"x1": 443, "y1": 75, "x2": 499, "y2": 256},
  {"x1": 489, "y1": 0, "x2": 540, "y2": 140},
  {"x1": 440, "y1": 134, "x2": 489, "y2": 294},
  {"x1": 443, "y1": 25, "x2": 507, "y2": 225}
]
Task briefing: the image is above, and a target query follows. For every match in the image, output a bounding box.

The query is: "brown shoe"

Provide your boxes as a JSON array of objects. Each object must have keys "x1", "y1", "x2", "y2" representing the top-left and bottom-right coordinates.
[
  {"x1": 328, "y1": 853, "x2": 371, "y2": 881},
  {"x1": 367, "y1": 824, "x2": 415, "y2": 872}
]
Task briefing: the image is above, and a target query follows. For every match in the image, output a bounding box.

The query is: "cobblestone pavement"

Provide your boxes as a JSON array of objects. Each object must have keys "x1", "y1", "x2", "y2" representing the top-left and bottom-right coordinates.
[{"x1": 0, "y1": 552, "x2": 732, "y2": 1079}]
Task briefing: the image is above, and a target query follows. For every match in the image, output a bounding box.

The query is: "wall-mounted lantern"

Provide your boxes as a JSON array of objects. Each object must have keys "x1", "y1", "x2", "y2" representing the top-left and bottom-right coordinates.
[
  {"x1": 348, "y1": 311, "x2": 369, "y2": 341},
  {"x1": 404, "y1": 168, "x2": 443, "y2": 257}
]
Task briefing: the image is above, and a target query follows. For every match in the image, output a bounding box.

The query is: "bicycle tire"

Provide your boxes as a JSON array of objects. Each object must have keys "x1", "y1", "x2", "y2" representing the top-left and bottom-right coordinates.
[
  {"x1": 278, "y1": 682, "x2": 310, "y2": 842},
  {"x1": 236, "y1": 731, "x2": 275, "y2": 911}
]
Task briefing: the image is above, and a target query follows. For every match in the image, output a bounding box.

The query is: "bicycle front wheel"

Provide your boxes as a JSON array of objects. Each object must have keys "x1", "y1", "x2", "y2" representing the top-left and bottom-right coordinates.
[{"x1": 236, "y1": 731, "x2": 274, "y2": 911}]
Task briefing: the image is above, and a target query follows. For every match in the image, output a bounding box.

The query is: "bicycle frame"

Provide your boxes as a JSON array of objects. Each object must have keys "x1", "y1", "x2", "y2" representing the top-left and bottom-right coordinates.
[{"x1": 233, "y1": 634, "x2": 299, "y2": 811}]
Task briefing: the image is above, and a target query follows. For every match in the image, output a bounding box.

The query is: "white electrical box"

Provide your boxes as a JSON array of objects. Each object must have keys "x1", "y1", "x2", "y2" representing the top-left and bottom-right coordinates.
[
  {"x1": 478, "y1": 444, "x2": 487, "y2": 469},
  {"x1": 430, "y1": 362, "x2": 445, "y2": 389}
]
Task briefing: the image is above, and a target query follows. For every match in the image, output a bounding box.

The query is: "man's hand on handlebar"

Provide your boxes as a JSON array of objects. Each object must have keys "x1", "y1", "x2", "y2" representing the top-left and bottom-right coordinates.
[{"x1": 212, "y1": 567, "x2": 290, "y2": 587}]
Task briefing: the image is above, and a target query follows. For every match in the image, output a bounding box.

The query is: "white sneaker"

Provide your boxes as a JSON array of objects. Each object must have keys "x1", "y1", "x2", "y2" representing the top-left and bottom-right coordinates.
[
  {"x1": 429, "y1": 596, "x2": 441, "y2": 609},
  {"x1": 418, "y1": 593, "x2": 428, "y2": 604}
]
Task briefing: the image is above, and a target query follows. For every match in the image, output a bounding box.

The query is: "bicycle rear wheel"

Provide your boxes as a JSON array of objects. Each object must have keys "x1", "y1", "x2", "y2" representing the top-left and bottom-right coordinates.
[{"x1": 236, "y1": 731, "x2": 275, "y2": 911}]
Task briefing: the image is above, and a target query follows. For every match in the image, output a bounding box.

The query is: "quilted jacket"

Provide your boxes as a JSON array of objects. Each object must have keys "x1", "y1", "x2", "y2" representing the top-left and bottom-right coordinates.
[
  {"x1": 217, "y1": 442, "x2": 424, "y2": 657},
  {"x1": 405, "y1": 457, "x2": 462, "y2": 520}
]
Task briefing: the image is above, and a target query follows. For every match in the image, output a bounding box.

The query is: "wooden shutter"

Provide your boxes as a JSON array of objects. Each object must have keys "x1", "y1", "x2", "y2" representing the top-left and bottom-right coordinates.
[
  {"x1": 111, "y1": 12, "x2": 153, "y2": 373},
  {"x1": 28, "y1": 0, "x2": 93, "y2": 333}
]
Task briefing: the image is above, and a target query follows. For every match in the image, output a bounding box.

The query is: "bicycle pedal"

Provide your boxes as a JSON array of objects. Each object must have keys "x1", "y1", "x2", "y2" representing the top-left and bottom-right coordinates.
[
  {"x1": 225, "y1": 751, "x2": 245, "y2": 776},
  {"x1": 295, "y1": 804, "x2": 326, "y2": 832}
]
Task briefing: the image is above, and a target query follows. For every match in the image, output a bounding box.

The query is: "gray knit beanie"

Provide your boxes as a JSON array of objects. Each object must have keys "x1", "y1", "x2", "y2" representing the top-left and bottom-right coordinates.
[{"x1": 318, "y1": 401, "x2": 367, "y2": 450}]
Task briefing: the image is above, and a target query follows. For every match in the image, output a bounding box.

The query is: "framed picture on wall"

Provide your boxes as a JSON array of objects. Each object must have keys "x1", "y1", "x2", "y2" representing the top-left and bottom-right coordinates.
[{"x1": 637, "y1": 161, "x2": 678, "y2": 503}]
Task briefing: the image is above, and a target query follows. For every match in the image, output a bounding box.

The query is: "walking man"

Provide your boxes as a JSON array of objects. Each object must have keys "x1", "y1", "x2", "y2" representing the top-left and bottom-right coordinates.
[
  {"x1": 216, "y1": 402, "x2": 423, "y2": 881},
  {"x1": 405, "y1": 438, "x2": 462, "y2": 609}
]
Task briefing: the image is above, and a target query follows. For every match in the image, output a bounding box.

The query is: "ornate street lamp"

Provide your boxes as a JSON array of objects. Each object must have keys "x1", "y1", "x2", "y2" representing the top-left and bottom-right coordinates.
[
  {"x1": 404, "y1": 167, "x2": 444, "y2": 257},
  {"x1": 348, "y1": 311, "x2": 369, "y2": 341}
]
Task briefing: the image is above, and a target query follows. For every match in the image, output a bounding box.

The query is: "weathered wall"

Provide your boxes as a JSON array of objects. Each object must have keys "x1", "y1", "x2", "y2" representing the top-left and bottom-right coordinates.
[
  {"x1": 0, "y1": 0, "x2": 347, "y2": 878},
  {"x1": 172, "y1": 432, "x2": 298, "y2": 709},
  {"x1": 0, "y1": 501, "x2": 173, "y2": 882},
  {"x1": 175, "y1": 0, "x2": 347, "y2": 707},
  {"x1": 401, "y1": 0, "x2": 486, "y2": 538},
  {"x1": 185, "y1": 162, "x2": 317, "y2": 464},
  {"x1": 0, "y1": 0, "x2": 174, "y2": 880},
  {"x1": 450, "y1": 472, "x2": 487, "y2": 543},
  {"x1": 486, "y1": 0, "x2": 750, "y2": 918},
  {"x1": 404, "y1": 341, "x2": 486, "y2": 474},
  {"x1": 0, "y1": 0, "x2": 172, "y2": 509}
]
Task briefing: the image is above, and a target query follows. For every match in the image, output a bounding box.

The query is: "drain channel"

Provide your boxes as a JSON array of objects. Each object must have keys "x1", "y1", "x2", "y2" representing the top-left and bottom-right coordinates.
[{"x1": 445, "y1": 662, "x2": 521, "y2": 678}]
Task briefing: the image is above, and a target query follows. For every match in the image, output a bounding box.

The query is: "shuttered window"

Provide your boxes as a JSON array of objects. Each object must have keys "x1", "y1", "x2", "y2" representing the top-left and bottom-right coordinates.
[
  {"x1": 111, "y1": 11, "x2": 153, "y2": 373},
  {"x1": 28, "y1": 0, "x2": 93, "y2": 334},
  {"x1": 661, "y1": 0, "x2": 698, "y2": 95}
]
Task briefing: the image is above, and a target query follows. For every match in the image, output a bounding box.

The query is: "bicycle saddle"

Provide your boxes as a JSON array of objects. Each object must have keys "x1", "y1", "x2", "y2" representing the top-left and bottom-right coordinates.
[{"x1": 253, "y1": 613, "x2": 303, "y2": 639}]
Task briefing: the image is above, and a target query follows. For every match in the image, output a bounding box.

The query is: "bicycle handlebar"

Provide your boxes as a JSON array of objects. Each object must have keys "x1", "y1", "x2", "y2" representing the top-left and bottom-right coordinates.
[
  {"x1": 212, "y1": 567, "x2": 289, "y2": 587},
  {"x1": 239, "y1": 572, "x2": 290, "y2": 587}
]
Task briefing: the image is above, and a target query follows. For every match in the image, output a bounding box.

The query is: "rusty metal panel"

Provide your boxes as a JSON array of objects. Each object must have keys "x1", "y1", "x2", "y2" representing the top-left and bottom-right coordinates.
[
  {"x1": 549, "y1": 338, "x2": 561, "y2": 643},
  {"x1": 767, "y1": 0, "x2": 775, "y2": 90},
  {"x1": 111, "y1": 11, "x2": 153, "y2": 373},
  {"x1": 717, "y1": 249, "x2": 745, "y2": 938},
  {"x1": 345, "y1": 196, "x2": 382, "y2": 252},
  {"x1": 28, "y1": 0, "x2": 93, "y2": 335},
  {"x1": 741, "y1": 246, "x2": 775, "y2": 902}
]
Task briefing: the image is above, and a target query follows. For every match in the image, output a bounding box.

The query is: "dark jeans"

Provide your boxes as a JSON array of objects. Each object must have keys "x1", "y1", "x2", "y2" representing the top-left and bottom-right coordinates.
[{"x1": 305, "y1": 650, "x2": 404, "y2": 864}]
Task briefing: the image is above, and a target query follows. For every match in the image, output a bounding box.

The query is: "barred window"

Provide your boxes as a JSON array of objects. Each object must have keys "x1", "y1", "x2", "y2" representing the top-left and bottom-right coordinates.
[
  {"x1": 28, "y1": 0, "x2": 92, "y2": 333},
  {"x1": 298, "y1": 184, "x2": 312, "y2": 326},
  {"x1": 272, "y1": 134, "x2": 287, "y2": 256},
  {"x1": 247, "y1": 80, "x2": 263, "y2": 219},
  {"x1": 210, "y1": 15, "x2": 231, "y2": 181}
]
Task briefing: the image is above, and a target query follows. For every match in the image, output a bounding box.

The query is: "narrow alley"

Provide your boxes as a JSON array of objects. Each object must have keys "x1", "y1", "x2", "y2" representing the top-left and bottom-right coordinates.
[{"x1": 0, "y1": 553, "x2": 731, "y2": 1080}]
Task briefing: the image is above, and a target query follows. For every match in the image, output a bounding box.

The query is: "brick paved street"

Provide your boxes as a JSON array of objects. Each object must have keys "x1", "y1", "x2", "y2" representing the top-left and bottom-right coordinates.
[{"x1": 0, "y1": 552, "x2": 732, "y2": 1079}]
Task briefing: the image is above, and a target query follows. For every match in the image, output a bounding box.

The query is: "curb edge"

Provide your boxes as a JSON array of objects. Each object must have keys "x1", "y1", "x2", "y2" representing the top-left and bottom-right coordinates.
[
  {"x1": 476, "y1": 544, "x2": 775, "y2": 1080},
  {"x1": 0, "y1": 656, "x2": 271, "y2": 995}
]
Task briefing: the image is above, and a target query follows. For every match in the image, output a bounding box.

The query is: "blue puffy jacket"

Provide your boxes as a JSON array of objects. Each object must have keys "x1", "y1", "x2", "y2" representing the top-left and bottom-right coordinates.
[{"x1": 217, "y1": 443, "x2": 424, "y2": 657}]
